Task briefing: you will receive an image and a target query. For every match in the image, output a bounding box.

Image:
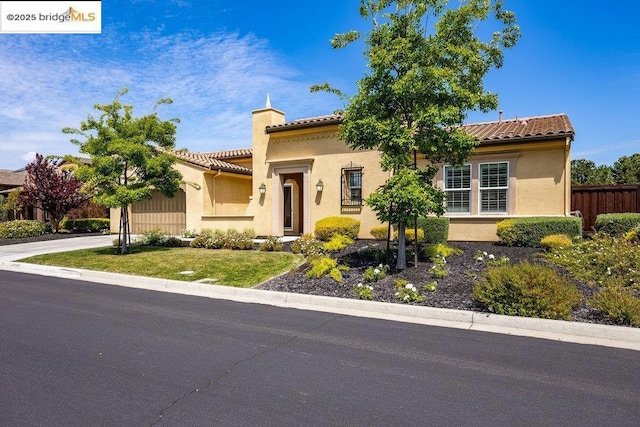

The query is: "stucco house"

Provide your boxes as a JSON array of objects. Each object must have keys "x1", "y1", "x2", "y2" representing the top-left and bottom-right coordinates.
[{"x1": 111, "y1": 100, "x2": 575, "y2": 241}]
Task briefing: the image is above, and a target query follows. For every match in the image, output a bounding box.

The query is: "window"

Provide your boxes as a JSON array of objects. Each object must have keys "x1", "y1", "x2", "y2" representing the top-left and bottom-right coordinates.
[
  {"x1": 342, "y1": 164, "x2": 363, "y2": 206},
  {"x1": 479, "y1": 162, "x2": 508, "y2": 213},
  {"x1": 444, "y1": 165, "x2": 471, "y2": 213}
]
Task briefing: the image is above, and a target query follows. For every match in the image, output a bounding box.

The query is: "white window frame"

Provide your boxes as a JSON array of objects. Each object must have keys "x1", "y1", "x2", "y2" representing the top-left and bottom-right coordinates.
[
  {"x1": 443, "y1": 164, "x2": 471, "y2": 213},
  {"x1": 478, "y1": 162, "x2": 509, "y2": 214}
]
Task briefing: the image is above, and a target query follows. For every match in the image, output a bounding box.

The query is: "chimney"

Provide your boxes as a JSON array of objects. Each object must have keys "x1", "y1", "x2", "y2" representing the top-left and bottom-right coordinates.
[{"x1": 499, "y1": 110, "x2": 503, "y2": 122}]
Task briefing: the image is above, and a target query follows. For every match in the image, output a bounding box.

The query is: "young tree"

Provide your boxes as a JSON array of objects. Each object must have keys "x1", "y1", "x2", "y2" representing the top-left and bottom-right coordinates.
[
  {"x1": 313, "y1": 0, "x2": 519, "y2": 269},
  {"x1": 571, "y1": 159, "x2": 614, "y2": 185},
  {"x1": 612, "y1": 153, "x2": 640, "y2": 184},
  {"x1": 3, "y1": 189, "x2": 23, "y2": 220},
  {"x1": 63, "y1": 88, "x2": 182, "y2": 254},
  {"x1": 18, "y1": 153, "x2": 90, "y2": 232}
]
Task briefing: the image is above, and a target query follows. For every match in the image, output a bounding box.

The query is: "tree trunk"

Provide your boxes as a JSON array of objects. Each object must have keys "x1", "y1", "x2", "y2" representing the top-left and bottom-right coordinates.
[
  {"x1": 396, "y1": 221, "x2": 406, "y2": 270},
  {"x1": 119, "y1": 206, "x2": 129, "y2": 254}
]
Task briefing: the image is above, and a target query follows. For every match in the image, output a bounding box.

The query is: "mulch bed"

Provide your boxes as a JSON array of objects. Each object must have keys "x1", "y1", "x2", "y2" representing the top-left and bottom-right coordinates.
[{"x1": 257, "y1": 239, "x2": 618, "y2": 327}]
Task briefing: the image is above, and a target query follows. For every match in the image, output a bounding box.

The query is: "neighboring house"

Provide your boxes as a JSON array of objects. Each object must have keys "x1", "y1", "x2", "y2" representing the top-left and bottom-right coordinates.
[
  {"x1": 0, "y1": 168, "x2": 45, "y2": 221},
  {"x1": 112, "y1": 100, "x2": 575, "y2": 241}
]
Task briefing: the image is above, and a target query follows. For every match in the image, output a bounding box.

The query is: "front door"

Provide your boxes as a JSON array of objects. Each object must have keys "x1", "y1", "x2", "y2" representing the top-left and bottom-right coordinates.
[{"x1": 283, "y1": 183, "x2": 293, "y2": 231}]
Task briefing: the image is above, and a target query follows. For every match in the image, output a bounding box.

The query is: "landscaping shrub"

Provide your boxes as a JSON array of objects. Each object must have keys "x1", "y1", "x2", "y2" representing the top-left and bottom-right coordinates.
[
  {"x1": 416, "y1": 216, "x2": 449, "y2": 244},
  {"x1": 323, "y1": 234, "x2": 354, "y2": 252},
  {"x1": 0, "y1": 220, "x2": 52, "y2": 238},
  {"x1": 314, "y1": 216, "x2": 360, "y2": 241},
  {"x1": 259, "y1": 236, "x2": 283, "y2": 252},
  {"x1": 370, "y1": 226, "x2": 389, "y2": 240},
  {"x1": 544, "y1": 234, "x2": 640, "y2": 288},
  {"x1": 540, "y1": 234, "x2": 573, "y2": 251},
  {"x1": 625, "y1": 225, "x2": 640, "y2": 244},
  {"x1": 393, "y1": 228, "x2": 424, "y2": 243},
  {"x1": 594, "y1": 213, "x2": 640, "y2": 237},
  {"x1": 61, "y1": 218, "x2": 110, "y2": 233},
  {"x1": 305, "y1": 256, "x2": 348, "y2": 282},
  {"x1": 395, "y1": 278, "x2": 424, "y2": 303},
  {"x1": 423, "y1": 243, "x2": 462, "y2": 261},
  {"x1": 189, "y1": 229, "x2": 254, "y2": 250},
  {"x1": 473, "y1": 261, "x2": 581, "y2": 320},
  {"x1": 496, "y1": 217, "x2": 582, "y2": 247},
  {"x1": 135, "y1": 229, "x2": 186, "y2": 247},
  {"x1": 224, "y1": 229, "x2": 255, "y2": 250},
  {"x1": 291, "y1": 234, "x2": 324, "y2": 258},
  {"x1": 590, "y1": 287, "x2": 640, "y2": 326}
]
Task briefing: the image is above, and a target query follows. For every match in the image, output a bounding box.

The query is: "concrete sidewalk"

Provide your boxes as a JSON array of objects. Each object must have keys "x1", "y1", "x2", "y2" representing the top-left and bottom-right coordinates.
[{"x1": 1, "y1": 236, "x2": 639, "y2": 351}]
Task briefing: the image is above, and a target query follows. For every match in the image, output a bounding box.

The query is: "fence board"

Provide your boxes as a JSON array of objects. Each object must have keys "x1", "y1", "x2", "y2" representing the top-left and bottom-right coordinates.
[{"x1": 571, "y1": 185, "x2": 640, "y2": 233}]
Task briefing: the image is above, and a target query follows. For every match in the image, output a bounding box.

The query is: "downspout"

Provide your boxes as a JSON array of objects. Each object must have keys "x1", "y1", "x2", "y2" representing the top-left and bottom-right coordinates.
[{"x1": 211, "y1": 170, "x2": 222, "y2": 215}]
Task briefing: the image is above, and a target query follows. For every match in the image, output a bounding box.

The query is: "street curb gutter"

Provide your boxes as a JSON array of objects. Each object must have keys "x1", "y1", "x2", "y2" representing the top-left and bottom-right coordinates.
[{"x1": 2, "y1": 261, "x2": 639, "y2": 351}]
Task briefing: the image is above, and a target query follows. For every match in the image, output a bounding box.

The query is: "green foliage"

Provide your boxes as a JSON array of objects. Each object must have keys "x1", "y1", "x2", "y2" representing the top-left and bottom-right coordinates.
[
  {"x1": 590, "y1": 287, "x2": 640, "y2": 326},
  {"x1": 370, "y1": 225, "x2": 389, "y2": 240},
  {"x1": 571, "y1": 159, "x2": 614, "y2": 185},
  {"x1": 63, "y1": 88, "x2": 183, "y2": 254},
  {"x1": 625, "y1": 226, "x2": 640, "y2": 244},
  {"x1": 259, "y1": 236, "x2": 284, "y2": 252},
  {"x1": 474, "y1": 250, "x2": 510, "y2": 267},
  {"x1": 612, "y1": 153, "x2": 640, "y2": 184},
  {"x1": 540, "y1": 234, "x2": 573, "y2": 251},
  {"x1": 430, "y1": 255, "x2": 448, "y2": 278},
  {"x1": 3, "y1": 189, "x2": 23, "y2": 218},
  {"x1": 291, "y1": 234, "x2": 325, "y2": 258},
  {"x1": 134, "y1": 229, "x2": 185, "y2": 247},
  {"x1": 61, "y1": 218, "x2": 110, "y2": 233},
  {"x1": 313, "y1": 1, "x2": 518, "y2": 269},
  {"x1": 363, "y1": 263, "x2": 388, "y2": 282},
  {"x1": 424, "y1": 243, "x2": 463, "y2": 260},
  {"x1": 322, "y1": 234, "x2": 354, "y2": 251},
  {"x1": 473, "y1": 262, "x2": 581, "y2": 320},
  {"x1": 306, "y1": 256, "x2": 348, "y2": 283},
  {"x1": 423, "y1": 282, "x2": 438, "y2": 292},
  {"x1": 189, "y1": 228, "x2": 254, "y2": 250},
  {"x1": 496, "y1": 217, "x2": 582, "y2": 247},
  {"x1": 314, "y1": 217, "x2": 360, "y2": 241},
  {"x1": 544, "y1": 234, "x2": 640, "y2": 289},
  {"x1": 0, "y1": 220, "x2": 52, "y2": 238},
  {"x1": 0, "y1": 195, "x2": 7, "y2": 222},
  {"x1": 594, "y1": 213, "x2": 640, "y2": 237},
  {"x1": 181, "y1": 229, "x2": 198, "y2": 238},
  {"x1": 354, "y1": 283, "x2": 374, "y2": 300},
  {"x1": 416, "y1": 216, "x2": 450, "y2": 244},
  {"x1": 394, "y1": 279, "x2": 424, "y2": 303}
]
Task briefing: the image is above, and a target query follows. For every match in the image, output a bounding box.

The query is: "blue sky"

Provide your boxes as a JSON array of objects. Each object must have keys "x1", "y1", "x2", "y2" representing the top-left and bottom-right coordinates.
[{"x1": 1, "y1": 0, "x2": 639, "y2": 170}]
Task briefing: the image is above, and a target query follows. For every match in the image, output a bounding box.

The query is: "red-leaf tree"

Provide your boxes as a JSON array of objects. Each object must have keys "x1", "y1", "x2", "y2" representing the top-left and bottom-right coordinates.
[{"x1": 19, "y1": 153, "x2": 91, "y2": 232}]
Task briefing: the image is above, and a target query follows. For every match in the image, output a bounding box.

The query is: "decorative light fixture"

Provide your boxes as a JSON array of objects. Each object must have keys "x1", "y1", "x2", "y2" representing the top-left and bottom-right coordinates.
[
  {"x1": 258, "y1": 182, "x2": 266, "y2": 194},
  {"x1": 316, "y1": 179, "x2": 324, "y2": 192}
]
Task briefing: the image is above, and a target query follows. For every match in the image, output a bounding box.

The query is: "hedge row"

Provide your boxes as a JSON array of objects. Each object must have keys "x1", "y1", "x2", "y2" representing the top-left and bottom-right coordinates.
[
  {"x1": 61, "y1": 218, "x2": 110, "y2": 233},
  {"x1": 497, "y1": 217, "x2": 582, "y2": 247},
  {"x1": 594, "y1": 213, "x2": 640, "y2": 237},
  {"x1": 0, "y1": 220, "x2": 52, "y2": 238}
]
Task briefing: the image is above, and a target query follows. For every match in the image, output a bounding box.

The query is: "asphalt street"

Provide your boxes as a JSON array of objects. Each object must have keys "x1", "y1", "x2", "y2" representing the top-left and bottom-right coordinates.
[{"x1": 1, "y1": 270, "x2": 639, "y2": 426}]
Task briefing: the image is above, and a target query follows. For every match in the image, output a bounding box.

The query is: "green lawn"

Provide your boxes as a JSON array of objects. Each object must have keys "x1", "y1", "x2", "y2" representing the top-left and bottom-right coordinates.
[{"x1": 19, "y1": 246, "x2": 305, "y2": 288}]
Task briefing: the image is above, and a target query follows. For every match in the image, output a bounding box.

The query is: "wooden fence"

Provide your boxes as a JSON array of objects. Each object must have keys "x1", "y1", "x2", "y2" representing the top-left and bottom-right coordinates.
[{"x1": 571, "y1": 185, "x2": 640, "y2": 232}]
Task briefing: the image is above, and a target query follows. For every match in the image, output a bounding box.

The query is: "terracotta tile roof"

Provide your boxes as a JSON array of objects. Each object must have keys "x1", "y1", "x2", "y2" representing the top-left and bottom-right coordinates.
[
  {"x1": 265, "y1": 114, "x2": 342, "y2": 133},
  {"x1": 463, "y1": 114, "x2": 575, "y2": 143},
  {"x1": 266, "y1": 113, "x2": 574, "y2": 143},
  {"x1": 170, "y1": 149, "x2": 252, "y2": 175},
  {"x1": 0, "y1": 169, "x2": 27, "y2": 187}
]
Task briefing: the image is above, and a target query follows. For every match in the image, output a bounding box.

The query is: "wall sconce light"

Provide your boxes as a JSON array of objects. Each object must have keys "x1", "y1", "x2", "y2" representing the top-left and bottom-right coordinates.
[
  {"x1": 316, "y1": 179, "x2": 324, "y2": 192},
  {"x1": 258, "y1": 182, "x2": 266, "y2": 194}
]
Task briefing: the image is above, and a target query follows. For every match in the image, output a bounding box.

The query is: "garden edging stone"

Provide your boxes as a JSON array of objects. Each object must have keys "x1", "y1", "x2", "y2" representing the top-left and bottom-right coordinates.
[{"x1": 1, "y1": 258, "x2": 639, "y2": 352}]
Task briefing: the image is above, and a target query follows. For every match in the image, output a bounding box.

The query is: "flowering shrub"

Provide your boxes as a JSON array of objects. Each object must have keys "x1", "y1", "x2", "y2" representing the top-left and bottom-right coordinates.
[
  {"x1": 259, "y1": 236, "x2": 283, "y2": 252},
  {"x1": 423, "y1": 282, "x2": 438, "y2": 292},
  {"x1": 354, "y1": 283, "x2": 374, "y2": 300},
  {"x1": 431, "y1": 255, "x2": 448, "y2": 278},
  {"x1": 181, "y1": 229, "x2": 198, "y2": 238},
  {"x1": 395, "y1": 279, "x2": 424, "y2": 303},
  {"x1": 474, "y1": 250, "x2": 509, "y2": 267},
  {"x1": 545, "y1": 234, "x2": 640, "y2": 288},
  {"x1": 363, "y1": 263, "x2": 388, "y2": 282},
  {"x1": 291, "y1": 234, "x2": 325, "y2": 258}
]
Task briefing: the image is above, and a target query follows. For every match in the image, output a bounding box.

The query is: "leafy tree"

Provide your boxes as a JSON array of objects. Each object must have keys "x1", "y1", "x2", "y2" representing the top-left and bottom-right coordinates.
[
  {"x1": 0, "y1": 195, "x2": 6, "y2": 222},
  {"x1": 571, "y1": 159, "x2": 614, "y2": 185},
  {"x1": 3, "y1": 189, "x2": 23, "y2": 220},
  {"x1": 18, "y1": 153, "x2": 90, "y2": 232},
  {"x1": 63, "y1": 88, "x2": 182, "y2": 254},
  {"x1": 612, "y1": 153, "x2": 640, "y2": 184},
  {"x1": 312, "y1": 0, "x2": 519, "y2": 269}
]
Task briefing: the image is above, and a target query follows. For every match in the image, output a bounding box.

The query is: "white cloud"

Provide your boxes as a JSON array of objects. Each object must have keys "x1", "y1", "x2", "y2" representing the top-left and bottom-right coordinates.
[
  {"x1": 20, "y1": 151, "x2": 37, "y2": 163},
  {"x1": 0, "y1": 29, "x2": 341, "y2": 170}
]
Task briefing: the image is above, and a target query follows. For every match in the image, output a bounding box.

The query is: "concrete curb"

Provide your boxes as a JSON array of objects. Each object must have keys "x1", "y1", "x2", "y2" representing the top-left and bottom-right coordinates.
[{"x1": 2, "y1": 260, "x2": 639, "y2": 351}]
